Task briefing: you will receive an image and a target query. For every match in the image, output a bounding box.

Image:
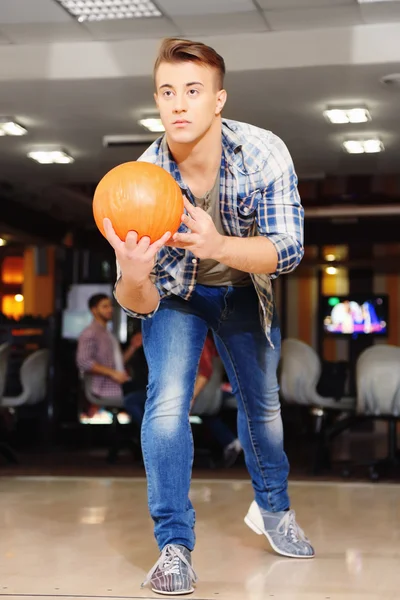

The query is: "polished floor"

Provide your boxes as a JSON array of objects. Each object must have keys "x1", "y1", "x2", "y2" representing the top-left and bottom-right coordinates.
[{"x1": 0, "y1": 477, "x2": 399, "y2": 600}]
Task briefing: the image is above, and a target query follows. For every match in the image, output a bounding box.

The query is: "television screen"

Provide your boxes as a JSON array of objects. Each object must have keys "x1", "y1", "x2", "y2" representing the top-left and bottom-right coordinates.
[{"x1": 322, "y1": 295, "x2": 388, "y2": 336}]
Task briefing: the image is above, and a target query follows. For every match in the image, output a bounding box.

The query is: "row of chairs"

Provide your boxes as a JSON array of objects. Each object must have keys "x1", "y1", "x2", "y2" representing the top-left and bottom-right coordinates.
[
  {"x1": 0, "y1": 343, "x2": 49, "y2": 462},
  {"x1": 280, "y1": 339, "x2": 400, "y2": 480}
]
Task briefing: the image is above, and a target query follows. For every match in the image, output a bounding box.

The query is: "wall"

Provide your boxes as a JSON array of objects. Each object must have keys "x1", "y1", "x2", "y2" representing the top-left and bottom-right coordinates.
[{"x1": 23, "y1": 247, "x2": 55, "y2": 318}]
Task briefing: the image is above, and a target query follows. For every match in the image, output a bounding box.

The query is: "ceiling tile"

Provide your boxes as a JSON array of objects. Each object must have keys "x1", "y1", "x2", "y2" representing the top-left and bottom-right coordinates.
[
  {"x1": 265, "y1": 5, "x2": 363, "y2": 30},
  {"x1": 83, "y1": 17, "x2": 179, "y2": 41},
  {"x1": 258, "y1": 0, "x2": 354, "y2": 8},
  {"x1": 172, "y1": 12, "x2": 269, "y2": 36},
  {"x1": 0, "y1": 22, "x2": 92, "y2": 44},
  {"x1": 0, "y1": 0, "x2": 72, "y2": 24},
  {"x1": 360, "y1": 2, "x2": 400, "y2": 24},
  {"x1": 156, "y1": 0, "x2": 257, "y2": 17}
]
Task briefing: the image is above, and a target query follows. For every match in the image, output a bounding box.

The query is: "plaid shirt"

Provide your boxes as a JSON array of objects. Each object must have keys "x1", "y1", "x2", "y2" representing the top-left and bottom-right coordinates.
[
  {"x1": 117, "y1": 119, "x2": 304, "y2": 344},
  {"x1": 76, "y1": 321, "x2": 122, "y2": 398}
]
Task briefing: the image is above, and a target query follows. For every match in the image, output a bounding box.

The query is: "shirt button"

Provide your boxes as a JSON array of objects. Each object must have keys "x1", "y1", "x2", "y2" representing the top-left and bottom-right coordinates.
[{"x1": 191, "y1": 258, "x2": 197, "y2": 264}]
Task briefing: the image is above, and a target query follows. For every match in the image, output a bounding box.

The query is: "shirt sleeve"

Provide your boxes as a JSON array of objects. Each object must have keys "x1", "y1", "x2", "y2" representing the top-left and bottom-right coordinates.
[
  {"x1": 256, "y1": 134, "x2": 304, "y2": 278},
  {"x1": 113, "y1": 259, "x2": 160, "y2": 320},
  {"x1": 76, "y1": 330, "x2": 97, "y2": 373}
]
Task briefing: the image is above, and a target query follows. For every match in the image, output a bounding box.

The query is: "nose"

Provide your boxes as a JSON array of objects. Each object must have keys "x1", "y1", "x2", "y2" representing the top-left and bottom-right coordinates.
[{"x1": 172, "y1": 91, "x2": 188, "y2": 114}]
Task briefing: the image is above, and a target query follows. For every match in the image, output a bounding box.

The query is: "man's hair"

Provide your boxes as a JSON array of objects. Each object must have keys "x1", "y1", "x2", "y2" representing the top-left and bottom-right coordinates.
[
  {"x1": 88, "y1": 294, "x2": 109, "y2": 311},
  {"x1": 154, "y1": 38, "x2": 226, "y2": 90}
]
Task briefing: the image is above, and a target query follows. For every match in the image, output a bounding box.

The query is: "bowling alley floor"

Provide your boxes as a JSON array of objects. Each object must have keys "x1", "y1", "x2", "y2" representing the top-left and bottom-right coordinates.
[{"x1": 0, "y1": 477, "x2": 399, "y2": 600}]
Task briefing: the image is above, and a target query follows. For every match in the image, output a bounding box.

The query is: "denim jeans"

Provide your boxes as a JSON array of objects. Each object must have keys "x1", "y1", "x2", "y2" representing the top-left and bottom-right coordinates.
[{"x1": 141, "y1": 284, "x2": 290, "y2": 551}]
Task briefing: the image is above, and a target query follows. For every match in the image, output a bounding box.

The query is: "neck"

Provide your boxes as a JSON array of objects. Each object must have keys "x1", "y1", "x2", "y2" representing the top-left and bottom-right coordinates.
[
  {"x1": 167, "y1": 117, "x2": 222, "y2": 179},
  {"x1": 94, "y1": 316, "x2": 107, "y2": 328}
]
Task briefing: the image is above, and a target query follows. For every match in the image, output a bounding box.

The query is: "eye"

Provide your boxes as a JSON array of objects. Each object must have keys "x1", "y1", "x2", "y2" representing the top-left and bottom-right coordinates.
[
  {"x1": 163, "y1": 90, "x2": 173, "y2": 97},
  {"x1": 188, "y1": 89, "x2": 199, "y2": 96}
]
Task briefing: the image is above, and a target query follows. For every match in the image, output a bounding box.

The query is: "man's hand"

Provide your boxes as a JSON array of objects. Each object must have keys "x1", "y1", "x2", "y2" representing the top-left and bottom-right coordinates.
[
  {"x1": 110, "y1": 370, "x2": 131, "y2": 385},
  {"x1": 103, "y1": 218, "x2": 171, "y2": 285},
  {"x1": 167, "y1": 198, "x2": 225, "y2": 260}
]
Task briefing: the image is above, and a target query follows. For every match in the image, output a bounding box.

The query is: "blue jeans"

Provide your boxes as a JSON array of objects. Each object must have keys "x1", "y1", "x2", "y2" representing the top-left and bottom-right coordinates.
[{"x1": 141, "y1": 284, "x2": 290, "y2": 551}]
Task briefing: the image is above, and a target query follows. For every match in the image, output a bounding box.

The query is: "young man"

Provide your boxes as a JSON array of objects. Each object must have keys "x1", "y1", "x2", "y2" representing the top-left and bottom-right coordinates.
[
  {"x1": 105, "y1": 38, "x2": 314, "y2": 596},
  {"x1": 76, "y1": 294, "x2": 145, "y2": 426}
]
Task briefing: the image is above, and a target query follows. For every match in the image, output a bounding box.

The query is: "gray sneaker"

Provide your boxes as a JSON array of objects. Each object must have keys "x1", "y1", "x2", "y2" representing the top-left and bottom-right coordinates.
[
  {"x1": 141, "y1": 544, "x2": 197, "y2": 596},
  {"x1": 245, "y1": 501, "x2": 315, "y2": 559}
]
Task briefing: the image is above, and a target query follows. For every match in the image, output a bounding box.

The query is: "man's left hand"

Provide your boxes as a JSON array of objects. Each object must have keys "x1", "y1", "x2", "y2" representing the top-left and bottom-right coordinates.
[{"x1": 167, "y1": 198, "x2": 225, "y2": 260}]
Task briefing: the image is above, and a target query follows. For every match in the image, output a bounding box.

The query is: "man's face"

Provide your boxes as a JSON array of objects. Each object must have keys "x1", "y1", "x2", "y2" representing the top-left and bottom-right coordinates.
[
  {"x1": 154, "y1": 61, "x2": 227, "y2": 145},
  {"x1": 93, "y1": 298, "x2": 113, "y2": 322}
]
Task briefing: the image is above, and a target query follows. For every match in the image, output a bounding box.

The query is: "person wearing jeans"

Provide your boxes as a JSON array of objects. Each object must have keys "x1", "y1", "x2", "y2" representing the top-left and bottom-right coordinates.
[{"x1": 105, "y1": 38, "x2": 315, "y2": 596}]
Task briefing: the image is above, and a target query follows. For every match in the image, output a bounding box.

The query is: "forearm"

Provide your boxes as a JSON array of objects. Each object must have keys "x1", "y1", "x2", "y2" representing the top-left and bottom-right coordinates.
[
  {"x1": 190, "y1": 374, "x2": 208, "y2": 410},
  {"x1": 213, "y1": 235, "x2": 278, "y2": 275},
  {"x1": 115, "y1": 276, "x2": 160, "y2": 316},
  {"x1": 89, "y1": 362, "x2": 115, "y2": 378},
  {"x1": 123, "y1": 346, "x2": 136, "y2": 364}
]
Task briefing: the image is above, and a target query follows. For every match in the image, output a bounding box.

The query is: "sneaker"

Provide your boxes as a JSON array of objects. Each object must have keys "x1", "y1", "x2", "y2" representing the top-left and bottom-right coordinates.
[
  {"x1": 244, "y1": 501, "x2": 315, "y2": 559},
  {"x1": 141, "y1": 544, "x2": 197, "y2": 596}
]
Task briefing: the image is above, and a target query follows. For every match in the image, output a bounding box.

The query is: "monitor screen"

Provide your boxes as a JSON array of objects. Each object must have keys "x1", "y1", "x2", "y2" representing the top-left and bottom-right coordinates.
[
  {"x1": 61, "y1": 310, "x2": 93, "y2": 340},
  {"x1": 322, "y1": 295, "x2": 388, "y2": 336}
]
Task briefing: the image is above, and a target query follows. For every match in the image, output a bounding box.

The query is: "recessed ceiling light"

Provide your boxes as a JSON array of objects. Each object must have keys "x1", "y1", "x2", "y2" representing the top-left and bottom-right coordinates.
[
  {"x1": 357, "y1": 0, "x2": 398, "y2": 3},
  {"x1": 56, "y1": 0, "x2": 162, "y2": 22},
  {"x1": 0, "y1": 238, "x2": 7, "y2": 246},
  {"x1": 324, "y1": 108, "x2": 371, "y2": 124},
  {"x1": 343, "y1": 139, "x2": 384, "y2": 154},
  {"x1": 28, "y1": 150, "x2": 74, "y2": 164},
  {"x1": 325, "y1": 254, "x2": 336, "y2": 262},
  {"x1": 139, "y1": 118, "x2": 165, "y2": 133},
  {"x1": 326, "y1": 267, "x2": 338, "y2": 275},
  {"x1": 0, "y1": 119, "x2": 27, "y2": 136}
]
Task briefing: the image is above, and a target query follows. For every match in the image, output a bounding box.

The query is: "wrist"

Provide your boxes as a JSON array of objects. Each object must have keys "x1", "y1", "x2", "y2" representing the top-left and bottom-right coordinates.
[{"x1": 212, "y1": 234, "x2": 228, "y2": 262}]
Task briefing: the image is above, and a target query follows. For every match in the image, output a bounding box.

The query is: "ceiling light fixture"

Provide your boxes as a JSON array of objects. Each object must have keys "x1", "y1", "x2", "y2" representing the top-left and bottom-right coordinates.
[
  {"x1": 357, "y1": 0, "x2": 398, "y2": 4},
  {"x1": 324, "y1": 108, "x2": 371, "y2": 124},
  {"x1": 325, "y1": 254, "x2": 336, "y2": 262},
  {"x1": 0, "y1": 238, "x2": 7, "y2": 246},
  {"x1": 56, "y1": 0, "x2": 162, "y2": 23},
  {"x1": 28, "y1": 150, "x2": 74, "y2": 164},
  {"x1": 0, "y1": 119, "x2": 27, "y2": 136},
  {"x1": 139, "y1": 118, "x2": 165, "y2": 133},
  {"x1": 343, "y1": 139, "x2": 384, "y2": 154},
  {"x1": 326, "y1": 267, "x2": 338, "y2": 275}
]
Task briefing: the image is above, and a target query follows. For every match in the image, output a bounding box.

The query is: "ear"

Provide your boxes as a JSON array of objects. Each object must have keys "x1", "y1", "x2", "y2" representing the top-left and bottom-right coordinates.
[{"x1": 215, "y1": 89, "x2": 227, "y2": 116}]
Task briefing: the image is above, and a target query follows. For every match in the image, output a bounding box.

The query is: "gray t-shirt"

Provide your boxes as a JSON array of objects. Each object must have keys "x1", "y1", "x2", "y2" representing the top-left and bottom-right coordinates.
[{"x1": 193, "y1": 175, "x2": 252, "y2": 287}]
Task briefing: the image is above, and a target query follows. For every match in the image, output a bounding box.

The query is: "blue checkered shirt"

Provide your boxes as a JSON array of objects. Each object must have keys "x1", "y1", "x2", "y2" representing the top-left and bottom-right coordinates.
[{"x1": 116, "y1": 119, "x2": 304, "y2": 344}]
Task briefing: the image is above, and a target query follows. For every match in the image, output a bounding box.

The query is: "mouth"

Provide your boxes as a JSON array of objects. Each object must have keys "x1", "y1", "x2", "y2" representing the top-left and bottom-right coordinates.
[{"x1": 172, "y1": 120, "x2": 190, "y2": 126}]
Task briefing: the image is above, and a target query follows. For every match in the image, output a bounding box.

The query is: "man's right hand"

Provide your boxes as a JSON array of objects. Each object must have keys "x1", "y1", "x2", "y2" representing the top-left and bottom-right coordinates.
[
  {"x1": 110, "y1": 370, "x2": 131, "y2": 385},
  {"x1": 103, "y1": 218, "x2": 171, "y2": 286}
]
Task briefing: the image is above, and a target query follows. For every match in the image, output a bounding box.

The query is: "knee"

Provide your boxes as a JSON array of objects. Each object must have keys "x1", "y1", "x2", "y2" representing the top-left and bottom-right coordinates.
[{"x1": 145, "y1": 379, "x2": 190, "y2": 435}]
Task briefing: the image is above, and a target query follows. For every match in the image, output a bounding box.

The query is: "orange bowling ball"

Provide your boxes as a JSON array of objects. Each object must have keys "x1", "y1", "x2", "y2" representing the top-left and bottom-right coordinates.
[{"x1": 93, "y1": 161, "x2": 184, "y2": 244}]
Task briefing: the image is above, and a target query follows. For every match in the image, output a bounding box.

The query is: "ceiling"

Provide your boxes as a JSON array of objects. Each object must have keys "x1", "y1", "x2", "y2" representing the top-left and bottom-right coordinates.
[{"x1": 0, "y1": 0, "x2": 400, "y2": 241}]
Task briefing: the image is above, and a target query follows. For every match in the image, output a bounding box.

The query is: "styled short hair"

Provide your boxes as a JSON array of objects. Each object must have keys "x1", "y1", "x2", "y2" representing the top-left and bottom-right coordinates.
[
  {"x1": 154, "y1": 38, "x2": 226, "y2": 90},
  {"x1": 88, "y1": 294, "x2": 109, "y2": 311}
]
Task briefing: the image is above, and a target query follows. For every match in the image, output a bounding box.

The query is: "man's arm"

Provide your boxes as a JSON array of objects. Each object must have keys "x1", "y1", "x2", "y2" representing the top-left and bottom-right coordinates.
[
  {"x1": 76, "y1": 331, "x2": 128, "y2": 383},
  {"x1": 115, "y1": 276, "x2": 160, "y2": 317},
  {"x1": 169, "y1": 135, "x2": 303, "y2": 277}
]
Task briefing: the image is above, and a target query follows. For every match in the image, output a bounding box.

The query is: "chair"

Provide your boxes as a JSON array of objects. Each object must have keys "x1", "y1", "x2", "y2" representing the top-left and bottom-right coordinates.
[
  {"x1": 0, "y1": 349, "x2": 50, "y2": 463},
  {"x1": 280, "y1": 339, "x2": 355, "y2": 473},
  {"x1": 82, "y1": 373, "x2": 125, "y2": 463},
  {"x1": 0, "y1": 343, "x2": 13, "y2": 463},
  {"x1": 1, "y1": 349, "x2": 50, "y2": 408},
  {"x1": 344, "y1": 344, "x2": 400, "y2": 480}
]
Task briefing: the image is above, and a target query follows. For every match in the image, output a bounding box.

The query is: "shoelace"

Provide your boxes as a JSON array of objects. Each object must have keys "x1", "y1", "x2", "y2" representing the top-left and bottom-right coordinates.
[
  {"x1": 277, "y1": 510, "x2": 308, "y2": 543},
  {"x1": 141, "y1": 544, "x2": 198, "y2": 588}
]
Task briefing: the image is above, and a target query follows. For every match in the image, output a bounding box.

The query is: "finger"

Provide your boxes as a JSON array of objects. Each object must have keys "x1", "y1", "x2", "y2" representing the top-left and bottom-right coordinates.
[
  {"x1": 137, "y1": 236, "x2": 151, "y2": 252},
  {"x1": 146, "y1": 231, "x2": 172, "y2": 257},
  {"x1": 181, "y1": 212, "x2": 200, "y2": 232},
  {"x1": 125, "y1": 230, "x2": 138, "y2": 248},
  {"x1": 171, "y1": 233, "x2": 194, "y2": 244},
  {"x1": 103, "y1": 218, "x2": 124, "y2": 251},
  {"x1": 184, "y1": 198, "x2": 199, "y2": 219}
]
